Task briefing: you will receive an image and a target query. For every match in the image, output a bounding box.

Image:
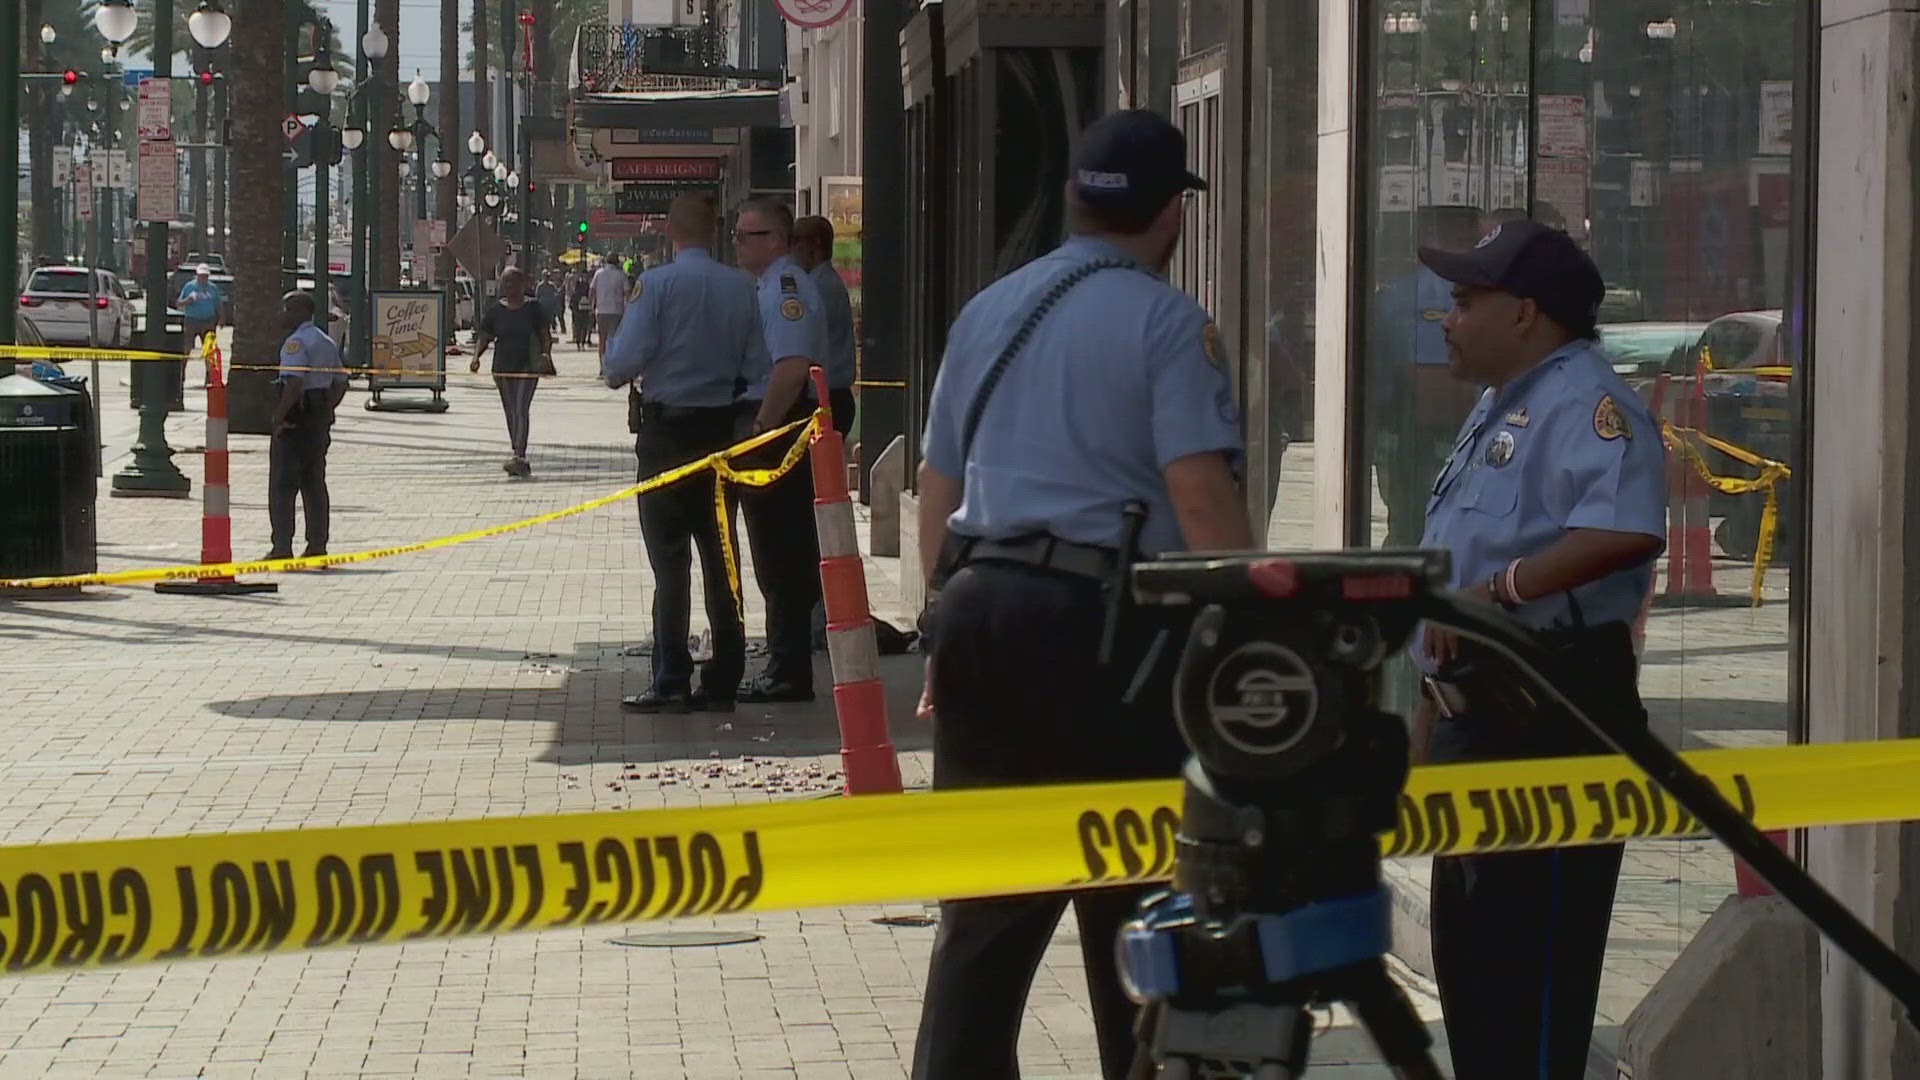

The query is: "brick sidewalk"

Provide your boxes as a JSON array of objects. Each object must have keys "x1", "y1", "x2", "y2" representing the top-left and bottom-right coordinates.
[{"x1": 3, "y1": 342, "x2": 1441, "y2": 1078}]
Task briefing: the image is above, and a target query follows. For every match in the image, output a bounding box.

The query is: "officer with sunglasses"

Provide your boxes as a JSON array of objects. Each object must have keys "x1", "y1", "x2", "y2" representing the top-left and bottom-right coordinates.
[{"x1": 1413, "y1": 218, "x2": 1666, "y2": 1079}]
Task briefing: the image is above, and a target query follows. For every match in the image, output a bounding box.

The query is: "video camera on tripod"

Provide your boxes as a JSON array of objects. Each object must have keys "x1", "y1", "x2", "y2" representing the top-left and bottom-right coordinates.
[{"x1": 1115, "y1": 549, "x2": 1920, "y2": 1080}]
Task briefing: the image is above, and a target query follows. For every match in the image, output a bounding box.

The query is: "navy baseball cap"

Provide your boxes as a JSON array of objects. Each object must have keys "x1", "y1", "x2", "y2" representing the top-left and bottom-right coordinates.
[
  {"x1": 1072, "y1": 110, "x2": 1207, "y2": 219},
  {"x1": 1418, "y1": 218, "x2": 1605, "y2": 335}
]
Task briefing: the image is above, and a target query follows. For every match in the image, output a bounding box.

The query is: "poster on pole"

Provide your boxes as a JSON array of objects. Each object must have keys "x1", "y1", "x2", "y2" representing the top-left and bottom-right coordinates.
[
  {"x1": 52, "y1": 147, "x2": 72, "y2": 188},
  {"x1": 137, "y1": 77, "x2": 172, "y2": 141},
  {"x1": 107, "y1": 149, "x2": 130, "y2": 189},
  {"x1": 368, "y1": 290, "x2": 447, "y2": 392},
  {"x1": 75, "y1": 165, "x2": 94, "y2": 221},
  {"x1": 137, "y1": 141, "x2": 178, "y2": 223}
]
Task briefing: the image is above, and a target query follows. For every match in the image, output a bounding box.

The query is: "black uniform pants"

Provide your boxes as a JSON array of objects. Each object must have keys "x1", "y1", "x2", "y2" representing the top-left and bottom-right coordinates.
[
  {"x1": 829, "y1": 386, "x2": 856, "y2": 439},
  {"x1": 636, "y1": 407, "x2": 746, "y2": 697},
  {"x1": 913, "y1": 562, "x2": 1187, "y2": 1080},
  {"x1": 737, "y1": 403, "x2": 821, "y2": 688},
  {"x1": 268, "y1": 413, "x2": 332, "y2": 554},
  {"x1": 1426, "y1": 621, "x2": 1645, "y2": 1080}
]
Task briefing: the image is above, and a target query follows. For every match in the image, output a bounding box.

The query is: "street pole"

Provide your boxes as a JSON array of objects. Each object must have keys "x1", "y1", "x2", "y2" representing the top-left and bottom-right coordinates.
[
  {"x1": 113, "y1": 0, "x2": 190, "y2": 497},
  {"x1": 314, "y1": 118, "x2": 331, "y2": 333},
  {"x1": 501, "y1": 0, "x2": 517, "y2": 268},
  {"x1": 354, "y1": 0, "x2": 371, "y2": 365},
  {"x1": 0, "y1": 0, "x2": 17, "y2": 343}
]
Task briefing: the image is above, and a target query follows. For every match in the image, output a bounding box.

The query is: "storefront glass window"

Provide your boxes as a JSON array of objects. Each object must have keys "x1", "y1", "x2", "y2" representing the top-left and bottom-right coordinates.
[
  {"x1": 1259, "y1": 2, "x2": 1317, "y2": 546},
  {"x1": 1355, "y1": 0, "x2": 1810, "y2": 1056}
]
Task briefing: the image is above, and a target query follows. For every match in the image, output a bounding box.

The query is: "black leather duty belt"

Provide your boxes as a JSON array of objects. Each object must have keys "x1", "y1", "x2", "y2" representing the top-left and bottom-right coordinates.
[{"x1": 957, "y1": 534, "x2": 1120, "y2": 583}]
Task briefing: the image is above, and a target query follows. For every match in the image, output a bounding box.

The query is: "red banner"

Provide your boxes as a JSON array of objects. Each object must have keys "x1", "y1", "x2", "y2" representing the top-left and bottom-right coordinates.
[{"x1": 609, "y1": 158, "x2": 723, "y2": 182}]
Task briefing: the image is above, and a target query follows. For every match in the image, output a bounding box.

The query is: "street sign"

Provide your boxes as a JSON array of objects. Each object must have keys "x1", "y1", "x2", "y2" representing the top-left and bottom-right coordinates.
[
  {"x1": 137, "y1": 78, "x2": 172, "y2": 141},
  {"x1": 138, "y1": 140, "x2": 178, "y2": 222},
  {"x1": 774, "y1": 0, "x2": 855, "y2": 29},
  {"x1": 106, "y1": 150, "x2": 130, "y2": 189},
  {"x1": 52, "y1": 147, "x2": 72, "y2": 187},
  {"x1": 615, "y1": 182, "x2": 714, "y2": 216},
  {"x1": 282, "y1": 114, "x2": 304, "y2": 143},
  {"x1": 608, "y1": 157, "x2": 723, "y2": 182},
  {"x1": 75, "y1": 166, "x2": 94, "y2": 222},
  {"x1": 120, "y1": 67, "x2": 154, "y2": 88}
]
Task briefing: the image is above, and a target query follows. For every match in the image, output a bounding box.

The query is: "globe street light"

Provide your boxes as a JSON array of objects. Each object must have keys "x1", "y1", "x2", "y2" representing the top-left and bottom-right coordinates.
[
  {"x1": 341, "y1": 126, "x2": 365, "y2": 151},
  {"x1": 40, "y1": 25, "x2": 55, "y2": 46},
  {"x1": 388, "y1": 128, "x2": 415, "y2": 152},
  {"x1": 407, "y1": 72, "x2": 430, "y2": 107},
  {"x1": 187, "y1": 1, "x2": 233, "y2": 50},
  {"x1": 506, "y1": 169, "x2": 519, "y2": 189},
  {"x1": 493, "y1": 162, "x2": 508, "y2": 183},
  {"x1": 362, "y1": 24, "x2": 390, "y2": 61},
  {"x1": 432, "y1": 159, "x2": 452, "y2": 179},
  {"x1": 398, "y1": 158, "x2": 411, "y2": 178},
  {"x1": 94, "y1": 0, "x2": 137, "y2": 48},
  {"x1": 467, "y1": 131, "x2": 485, "y2": 155},
  {"x1": 482, "y1": 149, "x2": 497, "y2": 171},
  {"x1": 308, "y1": 46, "x2": 340, "y2": 95}
]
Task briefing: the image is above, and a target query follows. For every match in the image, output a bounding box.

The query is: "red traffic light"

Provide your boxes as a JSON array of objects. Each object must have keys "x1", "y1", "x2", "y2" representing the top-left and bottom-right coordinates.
[
  {"x1": 61, "y1": 71, "x2": 79, "y2": 86},
  {"x1": 526, "y1": 181, "x2": 537, "y2": 194},
  {"x1": 199, "y1": 71, "x2": 215, "y2": 86}
]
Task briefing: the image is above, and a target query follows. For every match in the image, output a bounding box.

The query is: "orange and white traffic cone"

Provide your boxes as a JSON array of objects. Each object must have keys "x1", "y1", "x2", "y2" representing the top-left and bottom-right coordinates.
[
  {"x1": 807, "y1": 367, "x2": 902, "y2": 796},
  {"x1": 1657, "y1": 379, "x2": 1720, "y2": 605},
  {"x1": 156, "y1": 337, "x2": 277, "y2": 596}
]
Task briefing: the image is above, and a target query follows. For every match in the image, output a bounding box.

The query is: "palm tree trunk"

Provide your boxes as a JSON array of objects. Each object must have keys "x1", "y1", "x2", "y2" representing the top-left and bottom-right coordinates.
[
  {"x1": 229, "y1": 0, "x2": 287, "y2": 434},
  {"x1": 436, "y1": 0, "x2": 458, "y2": 285},
  {"x1": 190, "y1": 53, "x2": 209, "y2": 256},
  {"x1": 377, "y1": 0, "x2": 401, "y2": 287},
  {"x1": 211, "y1": 77, "x2": 229, "y2": 256},
  {"x1": 472, "y1": 0, "x2": 490, "y2": 144}
]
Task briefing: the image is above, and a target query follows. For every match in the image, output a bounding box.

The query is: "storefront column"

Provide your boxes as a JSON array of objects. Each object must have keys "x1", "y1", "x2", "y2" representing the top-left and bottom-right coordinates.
[
  {"x1": 1311, "y1": 0, "x2": 1355, "y2": 547},
  {"x1": 1810, "y1": 3, "x2": 1920, "y2": 1074}
]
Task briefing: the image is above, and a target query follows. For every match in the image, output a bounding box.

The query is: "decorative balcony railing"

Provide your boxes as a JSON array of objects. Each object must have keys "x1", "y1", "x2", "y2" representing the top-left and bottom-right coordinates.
[{"x1": 574, "y1": 22, "x2": 736, "y2": 95}]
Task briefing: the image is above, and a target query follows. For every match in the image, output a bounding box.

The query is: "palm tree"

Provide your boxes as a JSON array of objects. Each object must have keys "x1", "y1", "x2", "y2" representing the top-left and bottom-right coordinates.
[
  {"x1": 376, "y1": 0, "x2": 400, "y2": 288},
  {"x1": 229, "y1": 0, "x2": 287, "y2": 432},
  {"x1": 436, "y1": 0, "x2": 458, "y2": 285}
]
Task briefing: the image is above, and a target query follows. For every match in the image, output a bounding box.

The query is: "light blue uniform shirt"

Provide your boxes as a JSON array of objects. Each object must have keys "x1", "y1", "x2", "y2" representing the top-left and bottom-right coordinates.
[
  {"x1": 1420, "y1": 339, "x2": 1667, "y2": 633},
  {"x1": 922, "y1": 236, "x2": 1244, "y2": 556},
  {"x1": 602, "y1": 247, "x2": 766, "y2": 407},
  {"x1": 1373, "y1": 269, "x2": 1455, "y2": 368},
  {"x1": 812, "y1": 261, "x2": 858, "y2": 390},
  {"x1": 739, "y1": 254, "x2": 827, "y2": 404},
  {"x1": 277, "y1": 320, "x2": 345, "y2": 391}
]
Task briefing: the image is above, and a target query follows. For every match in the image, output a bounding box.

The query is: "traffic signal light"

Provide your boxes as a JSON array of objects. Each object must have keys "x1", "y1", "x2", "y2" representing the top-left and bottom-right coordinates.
[
  {"x1": 576, "y1": 221, "x2": 588, "y2": 239},
  {"x1": 61, "y1": 70, "x2": 78, "y2": 86},
  {"x1": 199, "y1": 70, "x2": 214, "y2": 86},
  {"x1": 526, "y1": 180, "x2": 537, "y2": 195}
]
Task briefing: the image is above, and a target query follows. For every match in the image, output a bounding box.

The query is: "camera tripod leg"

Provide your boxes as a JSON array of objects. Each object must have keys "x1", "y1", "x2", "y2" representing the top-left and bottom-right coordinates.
[{"x1": 1338, "y1": 961, "x2": 1446, "y2": 1080}]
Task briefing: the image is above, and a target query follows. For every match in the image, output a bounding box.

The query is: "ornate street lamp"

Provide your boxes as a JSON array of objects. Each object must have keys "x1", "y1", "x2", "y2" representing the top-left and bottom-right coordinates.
[
  {"x1": 187, "y1": 1, "x2": 233, "y2": 50},
  {"x1": 94, "y1": 0, "x2": 137, "y2": 52}
]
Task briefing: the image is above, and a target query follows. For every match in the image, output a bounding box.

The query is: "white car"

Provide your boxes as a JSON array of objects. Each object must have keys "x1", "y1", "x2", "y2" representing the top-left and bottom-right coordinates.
[{"x1": 19, "y1": 267, "x2": 134, "y2": 347}]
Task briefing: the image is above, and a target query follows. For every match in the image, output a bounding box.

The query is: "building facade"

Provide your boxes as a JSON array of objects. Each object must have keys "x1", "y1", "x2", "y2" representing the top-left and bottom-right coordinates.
[{"x1": 895, "y1": 0, "x2": 1920, "y2": 1071}]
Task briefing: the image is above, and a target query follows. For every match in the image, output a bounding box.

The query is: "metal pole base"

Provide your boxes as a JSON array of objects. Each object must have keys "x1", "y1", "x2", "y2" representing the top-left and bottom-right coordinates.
[
  {"x1": 108, "y1": 481, "x2": 192, "y2": 498},
  {"x1": 154, "y1": 578, "x2": 279, "y2": 596}
]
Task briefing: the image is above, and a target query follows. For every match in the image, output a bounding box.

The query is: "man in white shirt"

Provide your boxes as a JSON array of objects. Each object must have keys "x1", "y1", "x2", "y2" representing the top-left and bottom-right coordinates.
[{"x1": 589, "y1": 254, "x2": 630, "y2": 372}]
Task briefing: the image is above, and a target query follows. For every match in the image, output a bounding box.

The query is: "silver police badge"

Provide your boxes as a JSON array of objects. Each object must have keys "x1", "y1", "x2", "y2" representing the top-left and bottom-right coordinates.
[{"x1": 1486, "y1": 430, "x2": 1516, "y2": 467}]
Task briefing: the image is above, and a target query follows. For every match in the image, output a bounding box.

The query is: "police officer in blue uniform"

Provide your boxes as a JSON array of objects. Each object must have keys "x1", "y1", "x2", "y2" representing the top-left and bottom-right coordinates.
[
  {"x1": 267, "y1": 291, "x2": 348, "y2": 559},
  {"x1": 731, "y1": 198, "x2": 829, "y2": 703},
  {"x1": 1413, "y1": 218, "x2": 1666, "y2": 1079},
  {"x1": 608, "y1": 192, "x2": 767, "y2": 713},
  {"x1": 910, "y1": 110, "x2": 1253, "y2": 1080},
  {"x1": 792, "y1": 215, "x2": 858, "y2": 436}
]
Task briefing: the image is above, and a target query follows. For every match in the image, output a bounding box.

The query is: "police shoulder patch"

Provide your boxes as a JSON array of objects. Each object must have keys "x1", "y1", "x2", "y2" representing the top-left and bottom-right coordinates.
[
  {"x1": 1200, "y1": 322, "x2": 1224, "y2": 368},
  {"x1": 283, "y1": 337, "x2": 302, "y2": 355},
  {"x1": 1593, "y1": 394, "x2": 1630, "y2": 441},
  {"x1": 780, "y1": 297, "x2": 804, "y2": 321}
]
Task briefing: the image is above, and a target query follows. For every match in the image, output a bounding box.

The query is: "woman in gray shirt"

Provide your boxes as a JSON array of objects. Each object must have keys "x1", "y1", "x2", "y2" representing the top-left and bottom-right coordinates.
[{"x1": 468, "y1": 267, "x2": 553, "y2": 477}]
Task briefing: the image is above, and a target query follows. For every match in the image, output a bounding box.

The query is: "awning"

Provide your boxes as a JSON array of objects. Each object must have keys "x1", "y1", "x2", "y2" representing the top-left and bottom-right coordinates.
[{"x1": 573, "y1": 88, "x2": 781, "y2": 131}]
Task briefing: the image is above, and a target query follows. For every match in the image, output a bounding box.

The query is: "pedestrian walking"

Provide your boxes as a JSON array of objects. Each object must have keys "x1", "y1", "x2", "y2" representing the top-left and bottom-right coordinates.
[
  {"x1": 1412, "y1": 217, "x2": 1666, "y2": 1079},
  {"x1": 606, "y1": 193, "x2": 766, "y2": 714},
  {"x1": 177, "y1": 263, "x2": 223, "y2": 382},
  {"x1": 791, "y1": 215, "x2": 857, "y2": 437},
  {"x1": 266, "y1": 291, "x2": 348, "y2": 559},
  {"x1": 731, "y1": 198, "x2": 829, "y2": 704},
  {"x1": 908, "y1": 110, "x2": 1251, "y2": 1080},
  {"x1": 537, "y1": 268, "x2": 565, "y2": 337},
  {"x1": 570, "y1": 268, "x2": 594, "y2": 348},
  {"x1": 468, "y1": 266, "x2": 553, "y2": 478},
  {"x1": 591, "y1": 254, "x2": 627, "y2": 372}
]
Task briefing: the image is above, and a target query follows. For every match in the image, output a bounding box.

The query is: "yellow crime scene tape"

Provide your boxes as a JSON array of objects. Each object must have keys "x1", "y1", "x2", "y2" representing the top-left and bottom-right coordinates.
[
  {"x1": 1660, "y1": 421, "x2": 1792, "y2": 604},
  {"x1": 0, "y1": 413, "x2": 822, "y2": 596},
  {"x1": 0, "y1": 738, "x2": 1911, "y2": 975}
]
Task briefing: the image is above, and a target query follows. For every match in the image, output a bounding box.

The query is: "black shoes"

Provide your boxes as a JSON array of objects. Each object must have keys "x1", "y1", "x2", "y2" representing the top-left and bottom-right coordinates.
[
  {"x1": 736, "y1": 674, "x2": 815, "y2": 704},
  {"x1": 621, "y1": 688, "x2": 737, "y2": 714}
]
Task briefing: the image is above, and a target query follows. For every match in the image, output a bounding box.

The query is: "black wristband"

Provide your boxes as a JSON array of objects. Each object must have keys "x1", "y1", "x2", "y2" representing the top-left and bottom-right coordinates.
[{"x1": 915, "y1": 600, "x2": 940, "y2": 652}]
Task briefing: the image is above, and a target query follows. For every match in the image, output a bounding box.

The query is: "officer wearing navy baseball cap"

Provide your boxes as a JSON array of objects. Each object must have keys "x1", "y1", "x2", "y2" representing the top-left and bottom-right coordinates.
[
  {"x1": 1412, "y1": 216, "x2": 1666, "y2": 1079},
  {"x1": 908, "y1": 108, "x2": 1251, "y2": 1080}
]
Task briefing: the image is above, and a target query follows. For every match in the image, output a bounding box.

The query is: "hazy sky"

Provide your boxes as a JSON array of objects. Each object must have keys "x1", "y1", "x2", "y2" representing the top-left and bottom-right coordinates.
[{"x1": 122, "y1": 1, "x2": 458, "y2": 81}]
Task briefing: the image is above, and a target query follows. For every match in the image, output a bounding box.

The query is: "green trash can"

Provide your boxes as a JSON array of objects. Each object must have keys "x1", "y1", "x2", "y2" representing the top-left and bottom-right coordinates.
[{"x1": 0, "y1": 373, "x2": 98, "y2": 580}]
